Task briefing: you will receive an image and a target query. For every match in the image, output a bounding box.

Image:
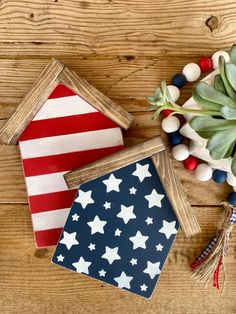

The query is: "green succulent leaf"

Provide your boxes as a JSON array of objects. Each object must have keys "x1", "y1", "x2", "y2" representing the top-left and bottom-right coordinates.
[
  {"x1": 224, "y1": 140, "x2": 235, "y2": 158},
  {"x1": 147, "y1": 96, "x2": 157, "y2": 104},
  {"x1": 231, "y1": 153, "x2": 236, "y2": 177},
  {"x1": 219, "y1": 56, "x2": 236, "y2": 101},
  {"x1": 190, "y1": 116, "x2": 236, "y2": 132},
  {"x1": 195, "y1": 82, "x2": 236, "y2": 108},
  {"x1": 221, "y1": 106, "x2": 236, "y2": 119},
  {"x1": 206, "y1": 128, "x2": 236, "y2": 159},
  {"x1": 225, "y1": 63, "x2": 236, "y2": 91},
  {"x1": 155, "y1": 87, "x2": 162, "y2": 98},
  {"x1": 214, "y1": 74, "x2": 227, "y2": 95},
  {"x1": 192, "y1": 90, "x2": 222, "y2": 111},
  {"x1": 230, "y1": 44, "x2": 236, "y2": 65}
]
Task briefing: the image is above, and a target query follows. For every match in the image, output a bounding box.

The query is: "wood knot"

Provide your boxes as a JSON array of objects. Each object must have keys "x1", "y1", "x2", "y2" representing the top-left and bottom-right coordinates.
[
  {"x1": 206, "y1": 16, "x2": 219, "y2": 32},
  {"x1": 80, "y1": 1, "x2": 89, "y2": 9},
  {"x1": 124, "y1": 55, "x2": 135, "y2": 62},
  {"x1": 34, "y1": 248, "x2": 51, "y2": 258}
]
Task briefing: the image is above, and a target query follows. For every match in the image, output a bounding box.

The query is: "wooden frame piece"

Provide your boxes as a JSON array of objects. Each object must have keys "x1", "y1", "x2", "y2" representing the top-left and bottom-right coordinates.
[
  {"x1": 64, "y1": 137, "x2": 201, "y2": 238},
  {"x1": 0, "y1": 58, "x2": 134, "y2": 145}
]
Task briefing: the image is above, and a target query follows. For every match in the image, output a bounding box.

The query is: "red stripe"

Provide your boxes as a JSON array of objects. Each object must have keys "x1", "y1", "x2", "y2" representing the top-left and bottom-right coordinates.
[
  {"x1": 22, "y1": 145, "x2": 123, "y2": 177},
  {"x1": 35, "y1": 228, "x2": 63, "y2": 247},
  {"x1": 29, "y1": 189, "x2": 77, "y2": 214},
  {"x1": 48, "y1": 83, "x2": 76, "y2": 99},
  {"x1": 19, "y1": 112, "x2": 119, "y2": 141}
]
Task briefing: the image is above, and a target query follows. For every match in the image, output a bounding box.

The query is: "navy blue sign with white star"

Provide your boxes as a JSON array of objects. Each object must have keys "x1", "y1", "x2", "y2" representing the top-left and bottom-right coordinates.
[{"x1": 52, "y1": 157, "x2": 179, "y2": 298}]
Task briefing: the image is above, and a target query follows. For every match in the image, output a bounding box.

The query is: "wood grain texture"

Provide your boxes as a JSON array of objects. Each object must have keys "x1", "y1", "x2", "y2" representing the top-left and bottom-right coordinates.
[
  {"x1": 152, "y1": 151, "x2": 201, "y2": 237},
  {"x1": 1, "y1": 204, "x2": 236, "y2": 314},
  {"x1": 0, "y1": 0, "x2": 234, "y2": 57},
  {"x1": 0, "y1": 58, "x2": 64, "y2": 144},
  {"x1": 0, "y1": 0, "x2": 235, "y2": 312},
  {"x1": 64, "y1": 136, "x2": 166, "y2": 189},
  {"x1": 0, "y1": 57, "x2": 213, "y2": 118},
  {"x1": 59, "y1": 66, "x2": 134, "y2": 130}
]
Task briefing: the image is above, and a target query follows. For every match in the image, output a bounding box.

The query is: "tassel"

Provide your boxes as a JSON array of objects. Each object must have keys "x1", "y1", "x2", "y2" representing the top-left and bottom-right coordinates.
[{"x1": 190, "y1": 202, "x2": 236, "y2": 290}]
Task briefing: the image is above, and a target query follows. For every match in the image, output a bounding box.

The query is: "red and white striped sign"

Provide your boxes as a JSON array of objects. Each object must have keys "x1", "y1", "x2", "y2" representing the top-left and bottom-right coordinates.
[{"x1": 18, "y1": 84, "x2": 124, "y2": 248}]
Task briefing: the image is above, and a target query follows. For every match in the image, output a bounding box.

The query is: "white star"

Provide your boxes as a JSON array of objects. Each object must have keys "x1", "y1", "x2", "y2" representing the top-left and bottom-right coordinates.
[
  {"x1": 115, "y1": 228, "x2": 122, "y2": 236},
  {"x1": 129, "y1": 187, "x2": 137, "y2": 195},
  {"x1": 117, "y1": 204, "x2": 136, "y2": 224},
  {"x1": 143, "y1": 261, "x2": 161, "y2": 279},
  {"x1": 87, "y1": 215, "x2": 107, "y2": 235},
  {"x1": 102, "y1": 246, "x2": 121, "y2": 264},
  {"x1": 129, "y1": 231, "x2": 149, "y2": 250},
  {"x1": 99, "y1": 269, "x2": 106, "y2": 277},
  {"x1": 72, "y1": 213, "x2": 80, "y2": 221},
  {"x1": 145, "y1": 217, "x2": 153, "y2": 225},
  {"x1": 103, "y1": 201, "x2": 111, "y2": 209},
  {"x1": 103, "y1": 174, "x2": 122, "y2": 192},
  {"x1": 159, "y1": 220, "x2": 178, "y2": 239},
  {"x1": 88, "y1": 243, "x2": 96, "y2": 251},
  {"x1": 72, "y1": 257, "x2": 91, "y2": 274},
  {"x1": 140, "y1": 284, "x2": 148, "y2": 292},
  {"x1": 114, "y1": 271, "x2": 133, "y2": 289},
  {"x1": 57, "y1": 254, "x2": 64, "y2": 262},
  {"x1": 145, "y1": 189, "x2": 164, "y2": 208},
  {"x1": 75, "y1": 189, "x2": 94, "y2": 209},
  {"x1": 59, "y1": 231, "x2": 79, "y2": 250},
  {"x1": 130, "y1": 258, "x2": 137, "y2": 266},
  {"x1": 132, "y1": 163, "x2": 152, "y2": 182},
  {"x1": 156, "y1": 243, "x2": 164, "y2": 251}
]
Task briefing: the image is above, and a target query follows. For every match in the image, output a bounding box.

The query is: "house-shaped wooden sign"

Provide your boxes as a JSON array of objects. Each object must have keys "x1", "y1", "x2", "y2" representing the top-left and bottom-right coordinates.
[
  {"x1": 51, "y1": 137, "x2": 201, "y2": 298},
  {"x1": 0, "y1": 58, "x2": 134, "y2": 248}
]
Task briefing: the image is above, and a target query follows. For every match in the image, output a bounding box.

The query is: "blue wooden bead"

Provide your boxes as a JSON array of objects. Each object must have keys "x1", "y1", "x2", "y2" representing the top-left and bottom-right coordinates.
[
  {"x1": 171, "y1": 74, "x2": 186, "y2": 88},
  {"x1": 227, "y1": 192, "x2": 236, "y2": 206},
  {"x1": 168, "y1": 131, "x2": 183, "y2": 146},
  {"x1": 212, "y1": 169, "x2": 227, "y2": 183}
]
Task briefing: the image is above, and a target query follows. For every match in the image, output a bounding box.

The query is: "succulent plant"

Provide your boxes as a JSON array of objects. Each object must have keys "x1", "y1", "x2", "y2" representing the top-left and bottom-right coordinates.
[{"x1": 147, "y1": 44, "x2": 236, "y2": 176}]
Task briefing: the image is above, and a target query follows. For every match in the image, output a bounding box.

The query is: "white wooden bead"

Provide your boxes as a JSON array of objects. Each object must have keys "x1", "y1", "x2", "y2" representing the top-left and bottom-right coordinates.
[
  {"x1": 172, "y1": 144, "x2": 189, "y2": 161},
  {"x1": 167, "y1": 85, "x2": 180, "y2": 102},
  {"x1": 227, "y1": 172, "x2": 236, "y2": 186},
  {"x1": 182, "y1": 63, "x2": 201, "y2": 82},
  {"x1": 161, "y1": 116, "x2": 180, "y2": 133},
  {"x1": 195, "y1": 164, "x2": 213, "y2": 182},
  {"x1": 212, "y1": 51, "x2": 230, "y2": 69}
]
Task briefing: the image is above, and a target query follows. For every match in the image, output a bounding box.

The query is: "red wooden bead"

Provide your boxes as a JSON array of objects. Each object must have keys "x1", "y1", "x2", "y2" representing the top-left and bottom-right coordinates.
[
  {"x1": 198, "y1": 57, "x2": 213, "y2": 73},
  {"x1": 183, "y1": 156, "x2": 199, "y2": 171},
  {"x1": 162, "y1": 109, "x2": 173, "y2": 117}
]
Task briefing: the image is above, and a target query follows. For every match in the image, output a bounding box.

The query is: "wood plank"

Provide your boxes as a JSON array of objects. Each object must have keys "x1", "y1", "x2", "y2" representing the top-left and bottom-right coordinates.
[
  {"x1": 59, "y1": 66, "x2": 134, "y2": 130},
  {"x1": 152, "y1": 151, "x2": 201, "y2": 237},
  {"x1": 0, "y1": 57, "x2": 198, "y2": 118},
  {"x1": 0, "y1": 0, "x2": 234, "y2": 57},
  {"x1": 0, "y1": 58, "x2": 64, "y2": 144},
  {"x1": 1, "y1": 204, "x2": 236, "y2": 314},
  {"x1": 0, "y1": 112, "x2": 230, "y2": 205},
  {"x1": 64, "y1": 136, "x2": 166, "y2": 189}
]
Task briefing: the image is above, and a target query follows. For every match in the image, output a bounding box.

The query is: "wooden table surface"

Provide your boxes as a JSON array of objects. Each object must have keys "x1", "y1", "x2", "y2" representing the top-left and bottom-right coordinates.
[{"x1": 1, "y1": 1, "x2": 236, "y2": 313}]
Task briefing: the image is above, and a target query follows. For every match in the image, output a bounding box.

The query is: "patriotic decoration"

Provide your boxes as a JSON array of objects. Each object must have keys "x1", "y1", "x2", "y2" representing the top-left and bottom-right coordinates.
[
  {"x1": 18, "y1": 83, "x2": 124, "y2": 248},
  {"x1": 52, "y1": 157, "x2": 179, "y2": 298},
  {"x1": 191, "y1": 205, "x2": 236, "y2": 289}
]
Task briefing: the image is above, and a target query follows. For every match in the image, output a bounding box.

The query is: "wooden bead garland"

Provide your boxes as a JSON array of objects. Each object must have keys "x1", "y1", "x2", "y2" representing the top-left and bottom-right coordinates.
[{"x1": 160, "y1": 51, "x2": 236, "y2": 206}]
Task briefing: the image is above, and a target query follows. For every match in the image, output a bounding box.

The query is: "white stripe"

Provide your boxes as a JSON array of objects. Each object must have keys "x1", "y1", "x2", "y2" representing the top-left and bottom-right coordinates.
[
  {"x1": 25, "y1": 171, "x2": 68, "y2": 196},
  {"x1": 33, "y1": 95, "x2": 97, "y2": 121},
  {"x1": 19, "y1": 127, "x2": 123, "y2": 159},
  {"x1": 32, "y1": 208, "x2": 70, "y2": 231}
]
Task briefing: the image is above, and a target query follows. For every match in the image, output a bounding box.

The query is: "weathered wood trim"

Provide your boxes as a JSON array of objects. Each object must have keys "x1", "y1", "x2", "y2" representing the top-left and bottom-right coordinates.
[
  {"x1": 58, "y1": 66, "x2": 134, "y2": 130},
  {"x1": 151, "y1": 150, "x2": 201, "y2": 237},
  {"x1": 64, "y1": 137, "x2": 166, "y2": 189},
  {"x1": 0, "y1": 58, "x2": 65, "y2": 145}
]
